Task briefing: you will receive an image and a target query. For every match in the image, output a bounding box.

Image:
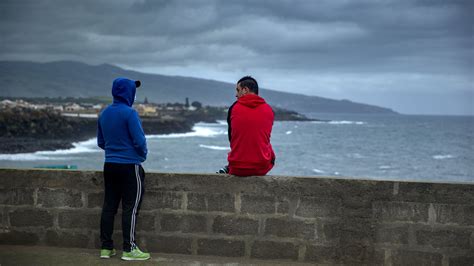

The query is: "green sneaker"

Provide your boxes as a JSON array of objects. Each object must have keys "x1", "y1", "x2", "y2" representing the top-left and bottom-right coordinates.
[
  {"x1": 100, "y1": 248, "x2": 116, "y2": 259},
  {"x1": 121, "y1": 246, "x2": 151, "y2": 261}
]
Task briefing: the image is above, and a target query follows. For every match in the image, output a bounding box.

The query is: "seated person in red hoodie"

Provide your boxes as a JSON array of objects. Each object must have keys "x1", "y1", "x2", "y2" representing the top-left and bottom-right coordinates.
[{"x1": 218, "y1": 76, "x2": 276, "y2": 176}]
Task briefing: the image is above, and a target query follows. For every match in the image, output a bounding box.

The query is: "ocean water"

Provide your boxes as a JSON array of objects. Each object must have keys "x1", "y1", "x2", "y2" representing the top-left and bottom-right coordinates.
[{"x1": 1, "y1": 114, "x2": 473, "y2": 183}]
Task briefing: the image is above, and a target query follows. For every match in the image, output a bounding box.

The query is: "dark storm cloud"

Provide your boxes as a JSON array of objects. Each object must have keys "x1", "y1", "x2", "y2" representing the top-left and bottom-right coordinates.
[{"x1": 0, "y1": 0, "x2": 472, "y2": 114}]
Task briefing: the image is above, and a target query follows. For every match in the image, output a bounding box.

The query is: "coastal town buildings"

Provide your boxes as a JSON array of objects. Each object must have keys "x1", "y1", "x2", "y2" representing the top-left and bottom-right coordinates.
[{"x1": 0, "y1": 98, "x2": 200, "y2": 118}]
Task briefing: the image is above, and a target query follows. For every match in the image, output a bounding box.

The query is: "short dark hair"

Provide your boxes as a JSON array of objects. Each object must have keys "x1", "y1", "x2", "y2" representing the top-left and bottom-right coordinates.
[{"x1": 238, "y1": 76, "x2": 259, "y2": 95}]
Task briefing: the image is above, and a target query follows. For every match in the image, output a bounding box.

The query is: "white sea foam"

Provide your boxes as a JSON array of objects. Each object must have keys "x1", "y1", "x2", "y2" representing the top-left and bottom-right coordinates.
[
  {"x1": 217, "y1": 120, "x2": 227, "y2": 125},
  {"x1": 285, "y1": 131, "x2": 292, "y2": 135},
  {"x1": 0, "y1": 138, "x2": 100, "y2": 161},
  {"x1": 147, "y1": 124, "x2": 227, "y2": 139},
  {"x1": 0, "y1": 154, "x2": 60, "y2": 161},
  {"x1": 36, "y1": 138, "x2": 99, "y2": 155},
  {"x1": 312, "y1": 120, "x2": 366, "y2": 125},
  {"x1": 312, "y1": 168, "x2": 325, "y2": 174},
  {"x1": 378, "y1": 165, "x2": 393, "y2": 170},
  {"x1": 199, "y1": 144, "x2": 230, "y2": 151},
  {"x1": 433, "y1": 154, "x2": 455, "y2": 160}
]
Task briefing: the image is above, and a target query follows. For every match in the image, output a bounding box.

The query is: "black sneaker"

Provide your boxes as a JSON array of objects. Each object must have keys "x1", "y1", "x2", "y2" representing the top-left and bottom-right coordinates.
[{"x1": 216, "y1": 165, "x2": 229, "y2": 174}]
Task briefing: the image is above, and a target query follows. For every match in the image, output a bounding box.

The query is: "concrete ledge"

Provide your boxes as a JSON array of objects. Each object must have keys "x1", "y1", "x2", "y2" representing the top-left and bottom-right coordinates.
[
  {"x1": 0, "y1": 245, "x2": 315, "y2": 265},
  {"x1": 0, "y1": 168, "x2": 473, "y2": 265}
]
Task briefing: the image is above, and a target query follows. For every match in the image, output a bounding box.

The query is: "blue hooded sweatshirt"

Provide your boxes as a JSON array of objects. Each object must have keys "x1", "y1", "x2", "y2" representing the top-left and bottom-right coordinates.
[{"x1": 97, "y1": 78, "x2": 147, "y2": 164}]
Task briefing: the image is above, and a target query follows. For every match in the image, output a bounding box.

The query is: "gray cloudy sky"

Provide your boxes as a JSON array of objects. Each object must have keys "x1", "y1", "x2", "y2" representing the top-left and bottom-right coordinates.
[{"x1": 1, "y1": 0, "x2": 473, "y2": 115}]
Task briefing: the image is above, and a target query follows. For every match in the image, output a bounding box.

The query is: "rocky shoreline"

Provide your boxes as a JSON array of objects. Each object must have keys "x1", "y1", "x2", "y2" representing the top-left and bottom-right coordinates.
[
  {"x1": 1, "y1": 106, "x2": 316, "y2": 154},
  {"x1": 0, "y1": 137, "x2": 79, "y2": 154},
  {"x1": 0, "y1": 108, "x2": 194, "y2": 154}
]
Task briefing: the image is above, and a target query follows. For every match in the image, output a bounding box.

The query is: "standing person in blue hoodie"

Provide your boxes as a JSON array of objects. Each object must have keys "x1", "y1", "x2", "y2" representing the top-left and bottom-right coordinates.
[{"x1": 97, "y1": 78, "x2": 150, "y2": 261}]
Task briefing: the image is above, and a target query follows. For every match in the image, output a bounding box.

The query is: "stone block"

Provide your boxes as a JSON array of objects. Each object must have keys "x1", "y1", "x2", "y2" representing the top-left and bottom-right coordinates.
[
  {"x1": 251, "y1": 240, "x2": 298, "y2": 260},
  {"x1": 207, "y1": 193, "x2": 234, "y2": 212},
  {"x1": 390, "y1": 250, "x2": 442, "y2": 266},
  {"x1": 373, "y1": 249, "x2": 386, "y2": 265},
  {"x1": 0, "y1": 230, "x2": 40, "y2": 245},
  {"x1": 416, "y1": 228, "x2": 471, "y2": 249},
  {"x1": 146, "y1": 235, "x2": 192, "y2": 254},
  {"x1": 45, "y1": 230, "x2": 90, "y2": 248},
  {"x1": 449, "y1": 256, "x2": 474, "y2": 265},
  {"x1": 264, "y1": 218, "x2": 315, "y2": 240},
  {"x1": 187, "y1": 193, "x2": 234, "y2": 213},
  {"x1": 431, "y1": 185, "x2": 474, "y2": 204},
  {"x1": 304, "y1": 245, "x2": 338, "y2": 263},
  {"x1": 160, "y1": 213, "x2": 207, "y2": 233},
  {"x1": 276, "y1": 198, "x2": 290, "y2": 215},
  {"x1": 197, "y1": 238, "x2": 245, "y2": 257},
  {"x1": 296, "y1": 197, "x2": 341, "y2": 218},
  {"x1": 136, "y1": 213, "x2": 155, "y2": 232},
  {"x1": 37, "y1": 188, "x2": 83, "y2": 208},
  {"x1": 397, "y1": 182, "x2": 474, "y2": 204},
  {"x1": 338, "y1": 243, "x2": 371, "y2": 264},
  {"x1": 142, "y1": 191, "x2": 182, "y2": 210},
  {"x1": 9, "y1": 209, "x2": 53, "y2": 228},
  {"x1": 324, "y1": 218, "x2": 374, "y2": 245},
  {"x1": 0, "y1": 189, "x2": 34, "y2": 206},
  {"x1": 93, "y1": 232, "x2": 101, "y2": 248},
  {"x1": 212, "y1": 215, "x2": 258, "y2": 236},
  {"x1": 343, "y1": 205, "x2": 373, "y2": 219},
  {"x1": 187, "y1": 193, "x2": 206, "y2": 211},
  {"x1": 435, "y1": 204, "x2": 474, "y2": 226},
  {"x1": 372, "y1": 201, "x2": 429, "y2": 222},
  {"x1": 241, "y1": 194, "x2": 275, "y2": 214},
  {"x1": 318, "y1": 221, "x2": 341, "y2": 243},
  {"x1": 348, "y1": 221, "x2": 375, "y2": 244},
  {"x1": 394, "y1": 182, "x2": 437, "y2": 203},
  {"x1": 342, "y1": 193, "x2": 373, "y2": 210},
  {"x1": 375, "y1": 225, "x2": 409, "y2": 245},
  {"x1": 87, "y1": 192, "x2": 104, "y2": 208},
  {"x1": 58, "y1": 210, "x2": 99, "y2": 229}
]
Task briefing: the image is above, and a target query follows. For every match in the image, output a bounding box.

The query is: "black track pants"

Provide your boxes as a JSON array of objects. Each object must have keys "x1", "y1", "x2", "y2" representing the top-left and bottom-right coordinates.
[{"x1": 100, "y1": 163, "x2": 145, "y2": 252}]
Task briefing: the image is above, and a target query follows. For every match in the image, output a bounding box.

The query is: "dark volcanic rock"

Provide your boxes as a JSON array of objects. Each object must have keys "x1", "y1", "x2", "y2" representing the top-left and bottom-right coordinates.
[
  {"x1": 0, "y1": 108, "x2": 98, "y2": 139},
  {"x1": 0, "y1": 108, "x2": 194, "y2": 154},
  {"x1": 141, "y1": 117, "x2": 193, "y2": 135},
  {"x1": 0, "y1": 137, "x2": 75, "y2": 154}
]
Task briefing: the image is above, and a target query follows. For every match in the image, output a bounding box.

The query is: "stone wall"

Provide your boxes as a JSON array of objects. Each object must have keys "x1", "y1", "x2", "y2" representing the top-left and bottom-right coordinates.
[{"x1": 0, "y1": 168, "x2": 473, "y2": 265}]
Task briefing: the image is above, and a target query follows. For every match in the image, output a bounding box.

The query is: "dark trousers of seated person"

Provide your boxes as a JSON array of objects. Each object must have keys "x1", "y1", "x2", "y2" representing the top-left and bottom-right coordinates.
[{"x1": 100, "y1": 163, "x2": 145, "y2": 252}]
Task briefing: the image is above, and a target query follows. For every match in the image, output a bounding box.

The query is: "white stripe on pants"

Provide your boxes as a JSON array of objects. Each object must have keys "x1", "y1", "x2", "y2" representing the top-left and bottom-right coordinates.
[{"x1": 130, "y1": 164, "x2": 142, "y2": 250}]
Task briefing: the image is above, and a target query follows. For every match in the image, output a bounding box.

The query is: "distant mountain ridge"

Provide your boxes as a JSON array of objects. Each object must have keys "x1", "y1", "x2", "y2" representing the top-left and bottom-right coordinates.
[{"x1": 0, "y1": 61, "x2": 397, "y2": 114}]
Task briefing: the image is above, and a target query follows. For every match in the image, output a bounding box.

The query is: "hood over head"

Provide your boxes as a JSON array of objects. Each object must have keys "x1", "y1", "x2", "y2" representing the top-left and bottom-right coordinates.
[
  {"x1": 237, "y1": 93, "x2": 266, "y2": 108},
  {"x1": 112, "y1": 78, "x2": 141, "y2": 106}
]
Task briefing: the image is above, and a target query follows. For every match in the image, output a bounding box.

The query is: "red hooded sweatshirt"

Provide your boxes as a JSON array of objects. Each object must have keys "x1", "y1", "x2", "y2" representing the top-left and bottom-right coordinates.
[{"x1": 227, "y1": 94, "x2": 275, "y2": 176}]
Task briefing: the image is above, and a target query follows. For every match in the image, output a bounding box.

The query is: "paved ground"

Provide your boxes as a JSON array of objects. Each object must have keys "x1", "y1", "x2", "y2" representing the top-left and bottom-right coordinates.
[{"x1": 0, "y1": 245, "x2": 315, "y2": 266}]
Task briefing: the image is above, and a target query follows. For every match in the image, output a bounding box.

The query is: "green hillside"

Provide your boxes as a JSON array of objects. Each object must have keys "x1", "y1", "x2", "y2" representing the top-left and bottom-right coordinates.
[{"x1": 0, "y1": 61, "x2": 397, "y2": 114}]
